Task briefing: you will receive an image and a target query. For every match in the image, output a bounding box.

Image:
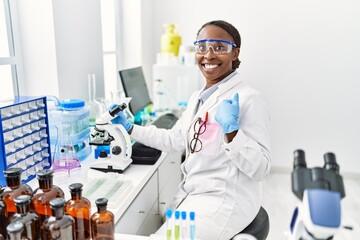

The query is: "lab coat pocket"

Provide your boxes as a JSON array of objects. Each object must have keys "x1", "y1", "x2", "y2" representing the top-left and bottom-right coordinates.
[{"x1": 199, "y1": 121, "x2": 222, "y2": 156}]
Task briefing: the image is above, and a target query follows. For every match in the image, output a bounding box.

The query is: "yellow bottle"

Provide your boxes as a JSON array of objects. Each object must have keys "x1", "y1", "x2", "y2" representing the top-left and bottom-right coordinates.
[{"x1": 161, "y1": 23, "x2": 182, "y2": 56}]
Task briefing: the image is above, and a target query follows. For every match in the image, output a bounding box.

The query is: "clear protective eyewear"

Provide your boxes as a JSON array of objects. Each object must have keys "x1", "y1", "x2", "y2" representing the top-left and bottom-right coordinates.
[{"x1": 193, "y1": 39, "x2": 237, "y2": 55}]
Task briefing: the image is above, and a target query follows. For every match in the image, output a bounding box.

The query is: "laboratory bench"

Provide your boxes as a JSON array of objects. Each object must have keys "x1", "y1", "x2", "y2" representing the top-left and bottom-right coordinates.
[{"x1": 27, "y1": 150, "x2": 183, "y2": 237}]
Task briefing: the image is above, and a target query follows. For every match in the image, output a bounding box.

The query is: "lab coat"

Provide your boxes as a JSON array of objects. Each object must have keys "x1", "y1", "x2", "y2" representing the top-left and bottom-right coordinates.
[{"x1": 131, "y1": 71, "x2": 271, "y2": 240}]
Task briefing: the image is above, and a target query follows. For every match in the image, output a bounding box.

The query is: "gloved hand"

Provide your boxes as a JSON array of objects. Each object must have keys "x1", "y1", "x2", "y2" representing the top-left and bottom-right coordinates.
[
  {"x1": 110, "y1": 104, "x2": 133, "y2": 132},
  {"x1": 215, "y1": 93, "x2": 240, "y2": 134}
]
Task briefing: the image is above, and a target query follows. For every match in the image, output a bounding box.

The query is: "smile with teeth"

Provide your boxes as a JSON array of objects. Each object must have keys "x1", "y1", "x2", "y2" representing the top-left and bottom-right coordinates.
[{"x1": 203, "y1": 64, "x2": 219, "y2": 69}]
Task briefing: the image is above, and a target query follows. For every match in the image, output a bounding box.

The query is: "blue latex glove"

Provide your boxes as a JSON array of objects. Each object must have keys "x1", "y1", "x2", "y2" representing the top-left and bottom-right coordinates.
[
  {"x1": 109, "y1": 104, "x2": 133, "y2": 132},
  {"x1": 215, "y1": 93, "x2": 240, "y2": 134}
]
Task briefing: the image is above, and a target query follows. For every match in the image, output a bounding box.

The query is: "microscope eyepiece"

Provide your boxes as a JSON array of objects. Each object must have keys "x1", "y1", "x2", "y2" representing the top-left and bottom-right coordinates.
[
  {"x1": 109, "y1": 103, "x2": 127, "y2": 117},
  {"x1": 293, "y1": 149, "x2": 307, "y2": 170},
  {"x1": 324, "y1": 152, "x2": 339, "y2": 174}
]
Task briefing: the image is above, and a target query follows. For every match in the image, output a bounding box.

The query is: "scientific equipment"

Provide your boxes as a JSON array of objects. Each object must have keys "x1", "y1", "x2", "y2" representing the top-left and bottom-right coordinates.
[
  {"x1": 6, "y1": 221, "x2": 24, "y2": 240},
  {"x1": 31, "y1": 169, "x2": 65, "y2": 229},
  {"x1": 88, "y1": 73, "x2": 103, "y2": 125},
  {"x1": 2, "y1": 167, "x2": 33, "y2": 220},
  {"x1": 166, "y1": 209, "x2": 173, "y2": 240},
  {"x1": 89, "y1": 103, "x2": 132, "y2": 173},
  {"x1": 82, "y1": 177, "x2": 132, "y2": 209},
  {"x1": 0, "y1": 186, "x2": 7, "y2": 238},
  {"x1": 43, "y1": 198, "x2": 75, "y2": 240},
  {"x1": 10, "y1": 195, "x2": 40, "y2": 240},
  {"x1": 283, "y1": 149, "x2": 346, "y2": 240},
  {"x1": 52, "y1": 123, "x2": 81, "y2": 173},
  {"x1": 161, "y1": 23, "x2": 182, "y2": 57},
  {"x1": 0, "y1": 96, "x2": 52, "y2": 186},
  {"x1": 65, "y1": 183, "x2": 91, "y2": 240},
  {"x1": 90, "y1": 198, "x2": 115, "y2": 240},
  {"x1": 48, "y1": 98, "x2": 91, "y2": 161}
]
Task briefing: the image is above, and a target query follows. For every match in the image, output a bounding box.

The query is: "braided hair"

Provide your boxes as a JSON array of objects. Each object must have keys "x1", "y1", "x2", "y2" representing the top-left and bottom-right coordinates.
[{"x1": 196, "y1": 20, "x2": 241, "y2": 69}]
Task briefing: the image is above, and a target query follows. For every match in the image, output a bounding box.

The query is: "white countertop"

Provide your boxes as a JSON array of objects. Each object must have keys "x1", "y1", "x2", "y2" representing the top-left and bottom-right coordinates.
[{"x1": 28, "y1": 152, "x2": 167, "y2": 223}]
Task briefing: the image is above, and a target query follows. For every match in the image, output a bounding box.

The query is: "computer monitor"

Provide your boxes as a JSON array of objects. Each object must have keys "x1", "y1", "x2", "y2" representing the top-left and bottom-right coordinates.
[{"x1": 119, "y1": 66, "x2": 152, "y2": 115}]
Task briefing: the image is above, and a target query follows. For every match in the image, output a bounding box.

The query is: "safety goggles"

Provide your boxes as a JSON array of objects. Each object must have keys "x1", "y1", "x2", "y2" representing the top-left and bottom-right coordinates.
[{"x1": 193, "y1": 39, "x2": 237, "y2": 55}]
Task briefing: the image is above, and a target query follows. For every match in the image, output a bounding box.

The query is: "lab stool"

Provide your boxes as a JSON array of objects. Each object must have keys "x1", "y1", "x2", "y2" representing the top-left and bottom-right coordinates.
[{"x1": 232, "y1": 207, "x2": 270, "y2": 240}]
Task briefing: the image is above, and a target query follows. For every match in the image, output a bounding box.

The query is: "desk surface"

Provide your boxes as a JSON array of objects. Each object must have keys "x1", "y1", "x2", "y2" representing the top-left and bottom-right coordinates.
[{"x1": 27, "y1": 152, "x2": 167, "y2": 223}]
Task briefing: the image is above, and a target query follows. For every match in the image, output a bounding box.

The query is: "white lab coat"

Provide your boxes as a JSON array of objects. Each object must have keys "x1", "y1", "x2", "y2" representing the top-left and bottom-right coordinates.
[{"x1": 130, "y1": 71, "x2": 271, "y2": 240}]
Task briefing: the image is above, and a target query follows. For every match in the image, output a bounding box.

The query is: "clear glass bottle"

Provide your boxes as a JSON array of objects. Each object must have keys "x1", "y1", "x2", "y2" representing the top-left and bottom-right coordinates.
[
  {"x1": 52, "y1": 123, "x2": 81, "y2": 173},
  {"x1": 90, "y1": 198, "x2": 114, "y2": 240},
  {"x1": 31, "y1": 169, "x2": 64, "y2": 230},
  {"x1": 88, "y1": 73, "x2": 103, "y2": 125},
  {"x1": 43, "y1": 198, "x2": 75, "y2": 240},
  {"x1": 65, "y1": 183, "x2": 91, "y2": 240},
  {"x1": 0, "y1": 186, "x2": 7, "y2": 239},
  {"x1": 6, "y1": 221, "x2": 26, "y2": 240},
  {"x1": 2, "y1": 168, "x2": 33, "y2": 219},
  {"x1": 10, "y1": 195, "x2": 40, "y2": 240}
]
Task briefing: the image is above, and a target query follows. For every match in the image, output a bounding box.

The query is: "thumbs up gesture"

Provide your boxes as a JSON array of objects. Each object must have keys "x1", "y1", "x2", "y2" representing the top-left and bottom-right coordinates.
[{"x1": 215, "y1": 93, "x2": 240, "y2": 134}]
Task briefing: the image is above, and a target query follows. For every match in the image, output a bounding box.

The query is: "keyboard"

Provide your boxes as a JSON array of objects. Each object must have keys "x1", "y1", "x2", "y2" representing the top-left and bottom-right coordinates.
[{"x1": 151, "y1": 113, "x2": 178, "y2": 129}]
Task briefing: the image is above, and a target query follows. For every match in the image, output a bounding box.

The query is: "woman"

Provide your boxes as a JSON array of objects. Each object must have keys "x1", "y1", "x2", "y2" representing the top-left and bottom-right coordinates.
[{"x1": 116, "y1": 20, "x2": 271, "y2": 240}]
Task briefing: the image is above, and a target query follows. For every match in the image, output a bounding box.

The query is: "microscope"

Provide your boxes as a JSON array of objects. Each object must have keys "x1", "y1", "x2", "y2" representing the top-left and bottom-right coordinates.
[
  {"x1": 286, "y1": 149, "x2": 346, "y2": 240},
  {"x1": 89, "y1": 103, "x2": 132, "y2": 173}
]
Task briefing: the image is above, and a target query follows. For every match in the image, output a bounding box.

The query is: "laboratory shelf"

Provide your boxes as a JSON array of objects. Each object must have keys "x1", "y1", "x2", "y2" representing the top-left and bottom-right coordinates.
[{"x1": 0, "y1": 96, "x2": 52, "y2": 186}]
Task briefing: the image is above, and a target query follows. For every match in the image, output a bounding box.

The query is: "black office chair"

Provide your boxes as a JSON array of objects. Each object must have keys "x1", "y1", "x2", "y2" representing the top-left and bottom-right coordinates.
[{"x1": 231, "y1": 207, "x2": 270, "y2": 240}]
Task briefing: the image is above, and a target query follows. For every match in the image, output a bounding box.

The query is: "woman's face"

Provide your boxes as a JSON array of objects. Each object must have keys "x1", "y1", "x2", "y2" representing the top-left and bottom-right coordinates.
[{"x1": 195, "y1": 25, "x2": 240, "y2": 87}]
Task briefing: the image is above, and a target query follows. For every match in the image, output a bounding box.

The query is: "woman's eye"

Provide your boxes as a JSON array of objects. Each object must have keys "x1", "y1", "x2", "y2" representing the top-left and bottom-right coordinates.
[{"x1": 215, "y1": 45, "x2": 225, "y2": 51}]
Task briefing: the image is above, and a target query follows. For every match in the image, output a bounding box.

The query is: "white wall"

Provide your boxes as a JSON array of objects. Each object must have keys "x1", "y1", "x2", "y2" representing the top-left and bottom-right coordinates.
[
  {"x1": 16, "y1": 0, "x2": 105, "y2": 101},
  {"x1": 145, "y1": 0, "x2": 360, "y2": 174}
]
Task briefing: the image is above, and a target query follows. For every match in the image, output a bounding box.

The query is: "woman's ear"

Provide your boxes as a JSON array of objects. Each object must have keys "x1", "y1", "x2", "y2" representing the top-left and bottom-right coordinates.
[{"x1": 233, "y1": 48, "x2": 240, "y2": 61}]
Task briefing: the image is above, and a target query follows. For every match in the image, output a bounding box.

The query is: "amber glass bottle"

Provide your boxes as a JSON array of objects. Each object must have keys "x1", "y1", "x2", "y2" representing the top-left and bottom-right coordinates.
[
  {"x1": 0, "y1": 186, "x2": 7, "y2": 239},
  {"x1": 10, "y1": 195, "x2": 40, "y2": 240},
  {"x1": 2, "y1": 168, "x2": 33, "y2": 220},
  {"x1": 43, "y1": 198, "x2": 75, "y2": 240},
  {"x1": 65, "y1": 183, "x2": 91, "y2": 240},
  {"x1": 31, "y1": 169, "x2": 64, "y2": 229},
  {"x1": 90, "y1": 198, "x2": 115, "y2": 240},
  {"x1": 6, "y1": 221, "x2": 25, "y2": 240}
]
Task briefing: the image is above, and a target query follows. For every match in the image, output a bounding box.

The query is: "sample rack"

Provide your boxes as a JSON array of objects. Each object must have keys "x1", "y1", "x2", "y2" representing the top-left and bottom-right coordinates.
[{"x1": 0, "y1": 96, "x2": 52, "y2": 186}]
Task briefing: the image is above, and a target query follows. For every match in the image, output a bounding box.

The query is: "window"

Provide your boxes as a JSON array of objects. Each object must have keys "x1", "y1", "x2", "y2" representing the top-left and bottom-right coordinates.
[
  {"x1": 0, "y1": 0, "x2": 20, "y2": 101},
  {"x1": 100, "y1": 0, "x2": 119, "y2": 100}
]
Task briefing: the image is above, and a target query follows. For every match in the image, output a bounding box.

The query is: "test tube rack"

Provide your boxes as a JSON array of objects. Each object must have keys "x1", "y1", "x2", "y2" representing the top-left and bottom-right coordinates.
[{"x1": 0, "y1": 96, "x2": 52, "y2": 186}]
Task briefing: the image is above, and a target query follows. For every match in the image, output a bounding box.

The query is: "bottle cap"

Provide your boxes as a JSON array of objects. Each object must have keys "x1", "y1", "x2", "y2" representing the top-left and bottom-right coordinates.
[
  {"x1": 166, "y1": 209, "x2": 173, "y2": 219},
  {"x1": 95, "y1": 198, "x2": 108, "y2": 207},
  {"x1": 36, "y1": 169, "x2": 54, "y2": 179},
  {"x1": 50, "y1": 198, "x2": 66, "y2": 209},
  {"x1": 14, "y1": 195, "x2": 31, "y2": 206},
  {"x1": 175, "y1": 210, "x2": 180, "y2": 220},
  {"x1": 6, "y1": 221, "x2": 24, "y2": 234},
  {"x1": 190, "y1": 211, "x2": 195, "y2": 221},
  {"x1": 181, "y1": 211, "x2": 187, "y2": 220},
  {"x1": 60, "y1": 99, "x2": 85, "y2": 109},
  {"x1": 69, "y1": 183, "x2": 83, "y2": 192},
  {"x1": 4, "y1": 167, "x2": 22, "y2": 178}
]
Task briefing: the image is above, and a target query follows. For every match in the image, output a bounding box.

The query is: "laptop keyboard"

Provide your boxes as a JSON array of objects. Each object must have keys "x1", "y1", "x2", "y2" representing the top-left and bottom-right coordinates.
[{"x1": 151, "y1": 113, "x2": 178, "y2": 129}]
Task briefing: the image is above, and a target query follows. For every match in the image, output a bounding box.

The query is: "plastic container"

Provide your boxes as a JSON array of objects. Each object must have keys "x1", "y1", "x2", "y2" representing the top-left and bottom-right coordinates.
[
  {"x1": 161, "y1": 23, "x2": 182, "y2": 57},
  {"x1": 48, "y1": 99, "x2": 91, "y2": 161}
]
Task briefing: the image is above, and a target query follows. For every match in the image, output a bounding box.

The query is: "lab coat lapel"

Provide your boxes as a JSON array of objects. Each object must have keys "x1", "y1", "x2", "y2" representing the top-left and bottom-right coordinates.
[{"x1": 194, "y1": 75, "x2": 240, "y2": 119}]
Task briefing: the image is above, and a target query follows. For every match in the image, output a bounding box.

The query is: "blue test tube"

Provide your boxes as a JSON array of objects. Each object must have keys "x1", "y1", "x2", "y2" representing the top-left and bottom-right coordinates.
[
  {"x1": 181, "y1": 211, "x2": 188, "y2": 240},
  {"x1": 166, "y1": 209, "x2": 173, "y2": 240},
  {"x1": 174, "y1": 211, "x2": 180, "y2": 240},
  {"x1": 190, "y1": 211, "x2": 195, "y2": 240}
]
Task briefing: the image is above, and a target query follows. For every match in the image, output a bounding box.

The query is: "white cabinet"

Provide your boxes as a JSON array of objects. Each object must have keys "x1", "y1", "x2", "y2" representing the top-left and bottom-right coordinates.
[
  {"x1": 115, "y1": 152, "x2": 182, "y2": 235},
  {"x1": 158, "y1": 152, "x2": 182, "y2": 221},
  {"x1": 115, "y1": 171, "x2": 159, "y2": 235}
]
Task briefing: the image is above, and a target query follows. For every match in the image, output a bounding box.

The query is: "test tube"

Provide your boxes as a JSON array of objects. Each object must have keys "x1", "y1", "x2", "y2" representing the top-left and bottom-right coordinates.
[
  {"x1": 190, "y1": 211, "x2": 195, "y2": 240},
  {"x1": 181, "y1": 211, "x2": 188, "y2": 240},
  {"x1": 174, "y1": 211, "x2": 180, "y2": 240},
  {"x1": 166, "y1": 209, "x2": 173, "y2": 240}
]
